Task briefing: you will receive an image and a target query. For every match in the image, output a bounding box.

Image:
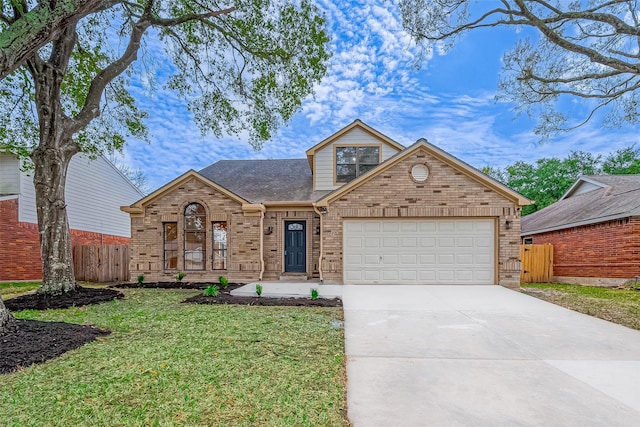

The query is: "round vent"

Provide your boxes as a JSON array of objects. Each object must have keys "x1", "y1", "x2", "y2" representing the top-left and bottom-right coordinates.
[{"x1": 411, "y1": 164, "x2": 429, "y2": 182}]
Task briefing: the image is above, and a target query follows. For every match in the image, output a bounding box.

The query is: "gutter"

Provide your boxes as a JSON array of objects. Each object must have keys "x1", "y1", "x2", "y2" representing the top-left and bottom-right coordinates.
[
  {"x1": 312, "y1": 203, "x2": 324, "y2": 283},
  {"x1": 259, "y1": 209, "x2": 265, "y2": 281}
]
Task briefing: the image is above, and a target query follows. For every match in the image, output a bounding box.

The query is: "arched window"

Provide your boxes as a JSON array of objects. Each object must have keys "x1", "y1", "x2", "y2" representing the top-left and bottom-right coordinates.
[{"x1": 184, "y1": 203, "x2": 206, "y2": 270}]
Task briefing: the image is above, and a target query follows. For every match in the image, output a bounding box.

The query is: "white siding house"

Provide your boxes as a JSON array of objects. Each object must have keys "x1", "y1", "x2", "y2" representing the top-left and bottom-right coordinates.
[{"x1": 2, "y1": 153, "x2": 144, "y2": 237}]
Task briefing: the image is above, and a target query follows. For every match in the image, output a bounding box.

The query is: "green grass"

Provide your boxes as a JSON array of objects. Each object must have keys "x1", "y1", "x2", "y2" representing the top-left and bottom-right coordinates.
[
  {"x1": 0, "y1": 289, "x2": 348, "y2": 426},
  {"x1": 522, "y1": 283, "x2": 640, "y2": 330},
  {"x1": 0, "y1": 282, "x2": 41, "y2": 297}
]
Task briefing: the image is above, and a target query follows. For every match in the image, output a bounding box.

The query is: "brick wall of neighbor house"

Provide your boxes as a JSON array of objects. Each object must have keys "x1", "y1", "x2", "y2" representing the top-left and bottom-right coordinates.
[
  {"x1": 0, "y1": 198, "x2": 130, "y2": 281},
  {"x1": 321, "y1": 147, "x2": 522, "y2": 288},
  {"x1": 527, "y1": 217, "x2": 640, "y2": 280},
  {"x1": 129, "y1": 177, "x2": 262, "y2": 283}
]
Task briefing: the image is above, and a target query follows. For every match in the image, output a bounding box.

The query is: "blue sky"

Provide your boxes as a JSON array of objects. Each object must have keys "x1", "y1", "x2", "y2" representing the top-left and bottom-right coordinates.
[{"x1": 116, "y1": 0, "x2": 640, "y2": 190}]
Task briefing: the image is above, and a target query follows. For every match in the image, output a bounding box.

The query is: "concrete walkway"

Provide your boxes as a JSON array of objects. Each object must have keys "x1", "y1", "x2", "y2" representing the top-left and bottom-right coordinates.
[
  {"x1": 231, "y1": 281, "x2": 342, "y2": 299},
  {"x1": 342, "y1": 285, "x2": 640, "y2": 426}
]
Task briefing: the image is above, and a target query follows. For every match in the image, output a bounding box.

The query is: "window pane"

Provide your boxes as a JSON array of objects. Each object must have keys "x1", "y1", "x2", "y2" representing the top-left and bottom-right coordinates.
[
  {"x1": 358, "y1": 146, "x2": 379, "y2": 165},
  {"x1": 336, "y1": 164, "x2": 356, "y2": 182},
  {"x1": 336, "y1": 147, "x2": 356, "y2": 165},
  {"x1": 164, "y1": 222, "x2": 178, "y2": 270},
  {"x1": 184, "y1": 203, "x2": 206, "y2": 270},
  {"x1": 212, "y1": 221, "x2": 228, "y2": 270}
]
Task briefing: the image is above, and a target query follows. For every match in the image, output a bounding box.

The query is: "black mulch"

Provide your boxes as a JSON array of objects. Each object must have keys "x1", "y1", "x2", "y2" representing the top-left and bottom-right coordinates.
[
  {"x1": 184, "y1": 293, "x2": 343, "y2": 307},
  {"x1": 112, "y1": 282, "x2": 240, "y2": 290},
  {"x1": 0, "y1": 319, "x2": 110, "y2": 374},
  {"x1": 4, "y1": 286, "x2": 123, "y2": 311},
  {"x1": 1, "y1": 286, "x2": 118, "y2": 374}
]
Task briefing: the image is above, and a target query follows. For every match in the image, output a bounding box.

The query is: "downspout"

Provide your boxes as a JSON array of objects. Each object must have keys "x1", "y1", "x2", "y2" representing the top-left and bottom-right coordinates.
[
  {"x1": 312, "y1": 204, "x2": 324, "y2": 283},
  {"x1": 259, "y1": 209, "x2": 265, "y2": 281}
]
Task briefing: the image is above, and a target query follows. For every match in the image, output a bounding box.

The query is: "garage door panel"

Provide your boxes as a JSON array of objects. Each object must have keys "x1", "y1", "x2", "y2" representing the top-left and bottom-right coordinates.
[
  {"x1": 383, "y1": 222, "x2": 399, "y2": 232},
  {"x1": 344, "y1": 219, "x2": 495, "y2": 285},
  {"x1": 438, "y1": 254, "x2": 455, "y2": 264},
  {"x1": 383, "y1": 237, "x2": 398, "y2": 247},
  {"x1": 382, "y1": 270, "x2": 399, "y2": 281},
  {"x1": 364, "y1": 254, "x2": 380, "y2": 265},
  {"x1": 401, "y1": 237, "x2": 417, "y2": 247},
  {"x1": 401, "y1": 254, "x2": 418, "y2": 265}
]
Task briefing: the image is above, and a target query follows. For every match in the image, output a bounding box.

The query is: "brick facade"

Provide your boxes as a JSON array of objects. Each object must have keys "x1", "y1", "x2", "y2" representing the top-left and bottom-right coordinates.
[
  {"x1": 527, "y1": 217, "x2": 640, "y2": 280},
  {"x1": 128, "y1": 176, "x2": 322, "y2": 283},
  {"x1": 321, "y1": 147, "x2": 522, "y2": 288},
  {"x1": 0, "y1": 198, "x2": 130, "y2": 281}
]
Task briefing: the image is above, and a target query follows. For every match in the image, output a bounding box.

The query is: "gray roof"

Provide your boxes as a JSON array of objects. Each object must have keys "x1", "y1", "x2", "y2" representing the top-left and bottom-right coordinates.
[
  {"x1": 198, "y1": 159, "x2": 330, "y2": 203},
  {"x1": 521, "y1": 175, "x2": 640, "y2": 235}
]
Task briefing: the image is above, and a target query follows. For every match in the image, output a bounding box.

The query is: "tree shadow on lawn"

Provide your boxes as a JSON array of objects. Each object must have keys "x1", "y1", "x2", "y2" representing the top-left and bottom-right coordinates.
[{"x1": 1, "y1": 286, "x2": 121, "y2": 374}]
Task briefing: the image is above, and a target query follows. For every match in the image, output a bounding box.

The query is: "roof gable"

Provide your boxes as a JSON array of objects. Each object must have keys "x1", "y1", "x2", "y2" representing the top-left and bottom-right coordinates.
[
  {"x1": 316, "y1": 138, "x2": 532, "y2": 206},
  {"x1": 305, "y1": 119, "x2": 404, "y2": 171},
  {"x1": 561, "y1": 176, "x2": 608, "y2": 200},
  {"x1": 121, "y1": 170, "x2": 248, "y2": 214}
]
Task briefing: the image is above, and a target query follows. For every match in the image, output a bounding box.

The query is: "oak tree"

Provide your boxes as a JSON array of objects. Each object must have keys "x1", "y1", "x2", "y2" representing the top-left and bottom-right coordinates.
[
  {"x1": 0, "y1": 0, "x2": 329, "y2": 314},
  {"x1": 400, "y1": 0, "x2": 640, "y2": 137}
]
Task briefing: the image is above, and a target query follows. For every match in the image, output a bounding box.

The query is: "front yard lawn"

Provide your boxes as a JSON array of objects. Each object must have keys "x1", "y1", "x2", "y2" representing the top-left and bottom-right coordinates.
[
  {"x1": 0, "y1": 288, "x2": 348, "y2": 426},
  {"x1": 522, "y1": 283, "x2": 640, "y2": 331},
  {"x1": 0, "y1": 282, "x2": 41, "y2": 297}
]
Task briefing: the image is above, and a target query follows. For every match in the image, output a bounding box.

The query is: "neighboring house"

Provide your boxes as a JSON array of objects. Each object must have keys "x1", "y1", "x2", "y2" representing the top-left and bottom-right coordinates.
[
  {"x1": 521, "y1": 175, "x2": 640, "y2": 286},
  {"x1": 122, "y1": 120, "x2": 531, "y2": 288},
  {"x1": 0, "y1": 153, "x2": 145, "y2": 281}
]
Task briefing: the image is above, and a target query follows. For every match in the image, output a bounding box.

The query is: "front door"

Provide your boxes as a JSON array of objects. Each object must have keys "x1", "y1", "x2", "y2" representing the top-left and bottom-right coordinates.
[{"x1": 284, "y1": 221, "x2": 306, "y2": 273}]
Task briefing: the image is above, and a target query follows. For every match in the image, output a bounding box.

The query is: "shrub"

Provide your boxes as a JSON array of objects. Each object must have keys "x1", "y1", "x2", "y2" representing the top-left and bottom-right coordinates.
[
  {"x1": 255, "y1": 284, "x2": 263, "y2": 296},
  {"x1": 136, "y1": 274, "x2": 145, "y2": 285},
  {"x1": 311, "y1": 288, "x2": 319, "y2": 300},
  {"x1": 176, "y1": 270, "x2": 186, "y2": 283},
  {"x1": 204, "y1": 284, "x2": 219, "y2": 297},
  {"x1": 218, "y1": 276, "x2": 229, "y2": 289}
]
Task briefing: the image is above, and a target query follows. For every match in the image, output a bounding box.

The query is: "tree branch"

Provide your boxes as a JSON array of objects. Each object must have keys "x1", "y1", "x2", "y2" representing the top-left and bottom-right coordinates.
[{"x1": 0, "y1": 0, "x2": 119, "y2": 79}]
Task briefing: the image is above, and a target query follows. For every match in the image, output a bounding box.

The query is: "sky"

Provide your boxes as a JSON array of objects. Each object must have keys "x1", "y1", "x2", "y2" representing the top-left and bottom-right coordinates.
[{"x1": 115, "y1": 0, "x2": 640, "y2": 191}]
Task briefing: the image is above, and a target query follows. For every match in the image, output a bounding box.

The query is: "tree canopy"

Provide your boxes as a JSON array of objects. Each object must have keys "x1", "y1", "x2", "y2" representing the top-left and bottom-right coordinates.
[
  {"x1": 400, "y1": 0, "x2": 640, "y2": 137},
  {"x1": 483, "y1": 145, "x2": 640, "y2": 215},
  {"x1": 0, "y1": 0, "x2": 329, "y2": 300}
]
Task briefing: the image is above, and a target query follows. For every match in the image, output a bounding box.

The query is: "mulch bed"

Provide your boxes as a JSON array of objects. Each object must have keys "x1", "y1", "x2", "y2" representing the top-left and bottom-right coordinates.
[
  {"x1": 4, "y1": 286, "x2": 123, "y2": 311},
  {"x1": 112, "y1": 282, "x2": 238, "y2": 290},
  {"x1": 1, "y1": 286, "x2": 120, "y2": 374},
  {"x1": 113, "y1": 282, "x2": 342, "y2": 307},
  {"x1": 184, "y1": 293, "x2": 343, "y2": 307},
  {"x1": 1, "y1": 320, "x2": 110, "y2": 374}
]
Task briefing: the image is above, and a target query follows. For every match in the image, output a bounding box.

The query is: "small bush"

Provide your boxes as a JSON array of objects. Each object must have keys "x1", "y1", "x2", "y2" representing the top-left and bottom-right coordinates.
[
  {"x1": 176, "y1": 270, "x2": 186, "y2": 283},
  {"x1": 255, "y1": 284, "x2": 263, "y2": 296},
  {"x1": 136, "y1": 274, "x2": 145, "y2": 285},
  {"x1": 219, "y1": 276, "x2": 229, "y2": 289},
  {"x1": 311, "y1": 288, "x2": 319, "y2": 300},
  {"x1": 204, "y1": 284, "x2": 219, "y2": 297}
]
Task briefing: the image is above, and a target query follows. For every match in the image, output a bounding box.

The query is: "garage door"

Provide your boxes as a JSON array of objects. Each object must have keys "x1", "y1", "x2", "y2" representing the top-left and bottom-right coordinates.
[{"x1": 343, "y1": 219, "x2": 495, "y2": 285}]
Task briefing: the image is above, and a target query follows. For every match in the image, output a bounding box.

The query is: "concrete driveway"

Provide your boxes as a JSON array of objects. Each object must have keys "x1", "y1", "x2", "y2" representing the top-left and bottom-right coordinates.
[{"x1": 343, "y1": 285, "x2": 640, "y2": 426}]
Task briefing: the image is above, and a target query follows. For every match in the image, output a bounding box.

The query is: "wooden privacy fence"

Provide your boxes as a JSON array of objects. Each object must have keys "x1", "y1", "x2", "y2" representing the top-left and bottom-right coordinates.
[
  {"x1": 520, "y1": 244, "x2": 553, "y2": 283},
  {"x1": 73, "y1": 244, "x2": 130, "y2": 282}
]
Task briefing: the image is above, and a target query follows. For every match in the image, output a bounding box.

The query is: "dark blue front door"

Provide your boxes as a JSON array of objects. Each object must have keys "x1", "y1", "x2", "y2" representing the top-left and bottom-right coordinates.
[{"x1": 285, "y1": 221, "x2": 306, "y2": 273}]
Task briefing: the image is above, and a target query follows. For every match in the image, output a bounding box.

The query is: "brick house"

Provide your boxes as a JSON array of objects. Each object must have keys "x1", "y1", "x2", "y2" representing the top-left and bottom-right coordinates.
[
  {"x1": 0, "y1": 153, "x2": 144, "y2": 281},
  {"x1": 122, "y1": 120, "x2": 531, "y2": 288},
  {"x1": 521, "y1": 175, "x2": 640, "y2": 286}
]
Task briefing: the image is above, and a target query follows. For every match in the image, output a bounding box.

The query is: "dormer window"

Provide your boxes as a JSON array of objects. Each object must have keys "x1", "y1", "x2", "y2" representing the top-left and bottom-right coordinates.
[{"x1": 336, "y1": 146, "x2": 380, "y2": 183}]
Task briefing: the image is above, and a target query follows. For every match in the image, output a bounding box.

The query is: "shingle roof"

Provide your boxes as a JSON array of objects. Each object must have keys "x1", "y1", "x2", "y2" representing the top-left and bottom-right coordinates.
[
  {"x1": 198, "y1": 159, "x2": 330, "y2": 203},
  {"x1": 521, "y1": 175, "x2": 640, "y2": 235}
]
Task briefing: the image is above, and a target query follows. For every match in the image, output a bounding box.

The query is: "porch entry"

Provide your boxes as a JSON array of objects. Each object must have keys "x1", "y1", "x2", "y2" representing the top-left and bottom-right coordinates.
[{"x1": 284, "y1": 221, "x2": 306, "y2": 273}]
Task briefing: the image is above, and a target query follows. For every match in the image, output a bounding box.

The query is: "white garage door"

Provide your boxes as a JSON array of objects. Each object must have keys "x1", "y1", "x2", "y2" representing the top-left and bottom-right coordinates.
[{"x1": 343, "y1": 219, "x2": 495, "y2": 285}]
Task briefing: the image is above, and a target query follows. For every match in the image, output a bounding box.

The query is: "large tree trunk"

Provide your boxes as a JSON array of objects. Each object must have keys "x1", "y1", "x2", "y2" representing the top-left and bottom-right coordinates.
[
  {"x1": 0, "y1": 296, "x2": 15, "y2": 334},
  {"x1": 27, "y1": 25, "x2": 81, "y2": 295},
  {"x1": 32, "y1": 144, "x2": 78, "y2": 295}
]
